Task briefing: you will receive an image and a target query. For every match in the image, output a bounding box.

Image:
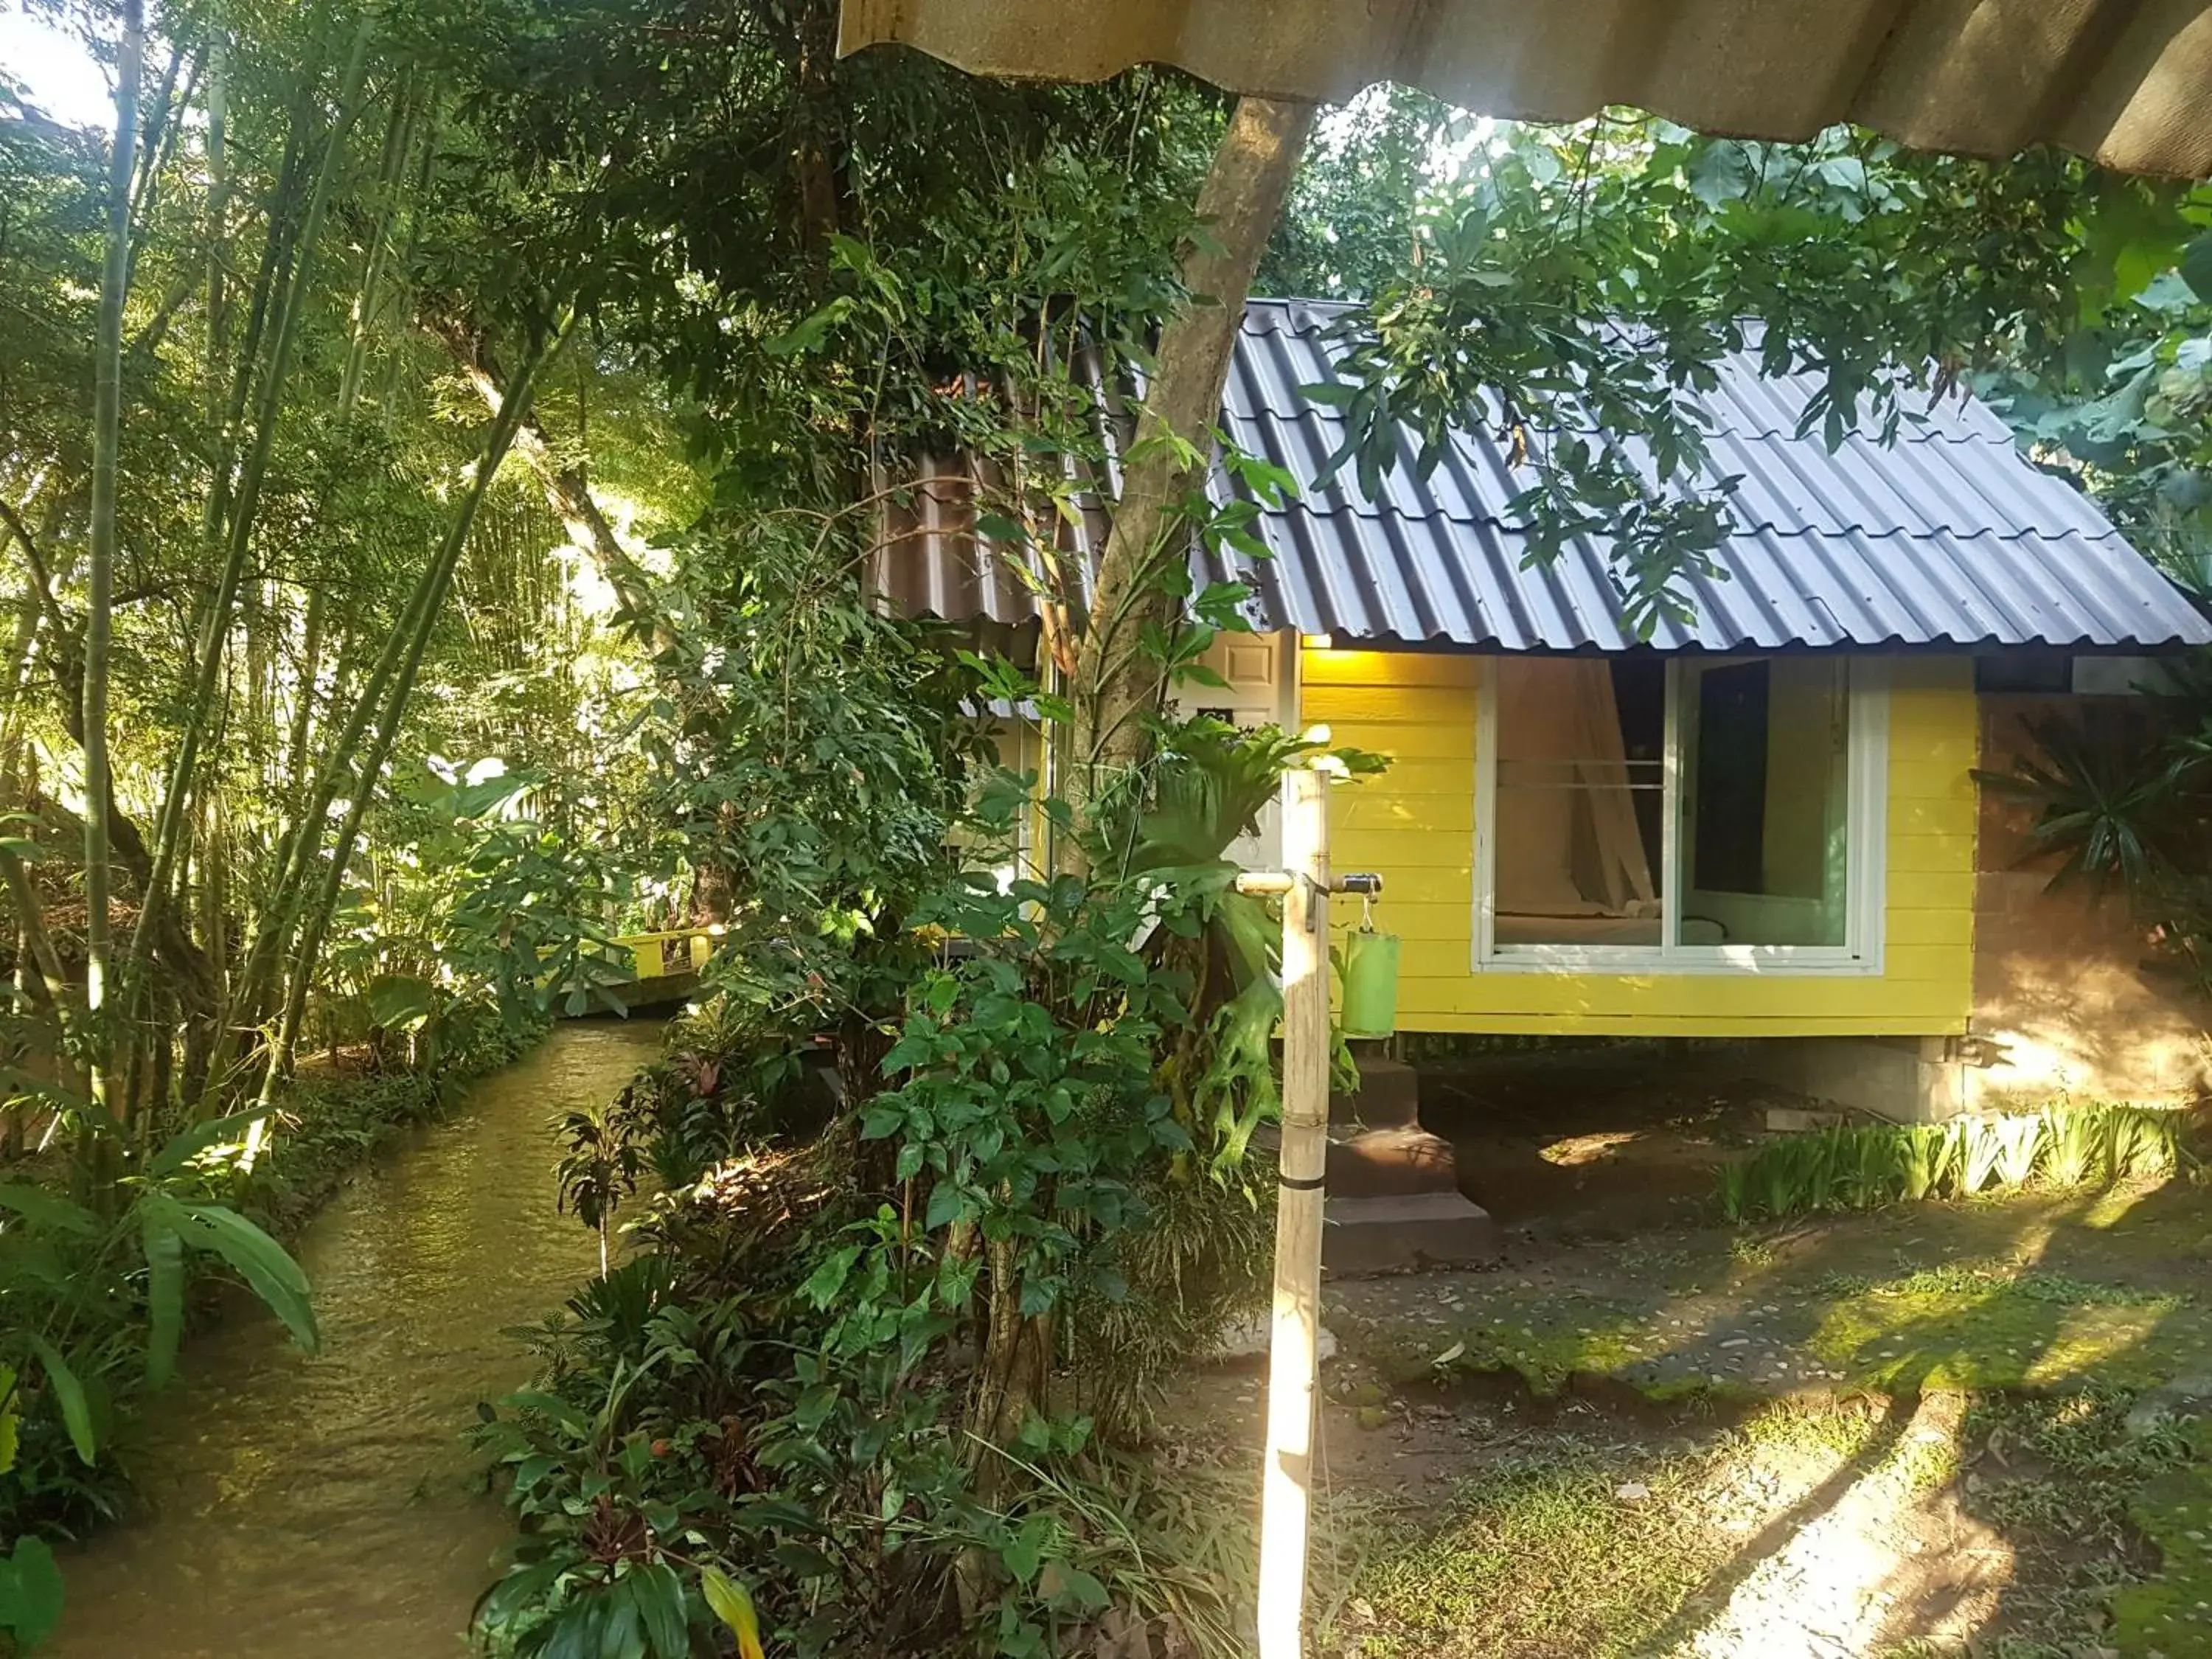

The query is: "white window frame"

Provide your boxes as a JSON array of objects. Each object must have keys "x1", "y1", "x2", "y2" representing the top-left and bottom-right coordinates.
[{"x1": 1470, "y1": 655, "x2": 1888, "y2": 977}]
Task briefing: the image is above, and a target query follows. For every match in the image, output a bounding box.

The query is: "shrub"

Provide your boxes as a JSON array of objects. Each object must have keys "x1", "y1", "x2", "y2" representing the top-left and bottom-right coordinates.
[{"x1": 1715, "y1": 1104, "x2": 2195, "y2": 1222}]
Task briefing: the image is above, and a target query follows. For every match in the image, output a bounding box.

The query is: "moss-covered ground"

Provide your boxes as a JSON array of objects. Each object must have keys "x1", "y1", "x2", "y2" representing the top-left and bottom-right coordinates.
[{"x1": 1332, "y1": 1182, "x2": 2211, "y2": 1399}]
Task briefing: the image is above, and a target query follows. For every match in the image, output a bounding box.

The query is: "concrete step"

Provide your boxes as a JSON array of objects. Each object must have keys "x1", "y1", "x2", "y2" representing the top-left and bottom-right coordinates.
[
  {"x1": 1327, "y1": 1124, "x2": 1461, "y2": 1198},
  {"x1": 1324, "y1": 1191, "x2": 1500, "y2": 1276},
  {"x1": 1330, "y1": 1051, "x2": 1420, "y2": 1130}
]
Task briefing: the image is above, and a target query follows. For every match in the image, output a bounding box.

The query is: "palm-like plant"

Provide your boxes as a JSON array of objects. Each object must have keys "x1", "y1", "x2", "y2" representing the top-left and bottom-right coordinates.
[
  {"x1": 1, "y1": 1109, "x2": 318, "y2": 1647},
  {"x1": 1972, "y1": 708, "x2": 2182, "y2": 893}
]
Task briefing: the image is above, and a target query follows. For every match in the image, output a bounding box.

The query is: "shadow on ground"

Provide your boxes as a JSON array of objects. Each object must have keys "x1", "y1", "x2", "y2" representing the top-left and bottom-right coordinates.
[
  {"x1": 1244, "y1": 1170, "x2": 2212, "y2": 1658},
  {"x1": 1415, "y1": 1041, "x2": 1792, "y2": 1233}
]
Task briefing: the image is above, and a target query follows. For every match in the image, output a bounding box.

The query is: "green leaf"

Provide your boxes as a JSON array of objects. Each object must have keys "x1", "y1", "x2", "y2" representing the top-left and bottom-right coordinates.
[
  {"x1": 0, "y1": 1535, "x2": 66, "y2": 1647},
  {"x1": 153, "y1": 1197, "x2": 319, "y2": 1354},
  {"x1": 366, "y1": 973, "x2": 437, "y2": 1032},
  {"x1": 2182, "y1": 232, "x2": 2212, "y2": 302},
  {"x1": 633, "y1": 1560, "x2": 688, "y2": 1658},
  {"x1": 0, "y1": 1366, "x2": 18, "y2": 1476},
  {"x1": 147, "y1": 1109, "x2": 271, "y2": 1178},
  {"x1": 602, "y1": 1578, "x2": 646, "y2": 1659},
  {"x1": 1036, "y1": 1559, "x2": 1110, "y2": 1613},
  {"x1": 765, "y1": 296, "x2": 855, "y2": 357},
  {"x1": 799, "y1": 1245, "x2": 862, "y2": 1309},
  {"x1": 1002, "y1": 1514, "x2": 1050, "y2": 1585},
  {"x1": 142, "y1": 1210, "x2": 184, "y2": 1388},
  {"x1": 923, "y1": 1181, "x2": 967, "y2": 1232},
  {"x1": 500, "y1": 1389, "x2": 592, "y2": 1436},
  {"x1": 1296, "y1": 380, "x2": 1357, "y2": 408},
  {"x1": 769, "y1": 1540, "x2": 838, "y2": 1579},
  {"x1": 24, "y1": 1335, "x2": 94, "y2": 1465},
  {"x1": 0, "y1": 1183, "x2": 101, "y2": 1237},
  {"x1": 510, "y1": 1452, "x2": 559, "y2": 1493},
  {"x1": 1686, "y1": 139, "x2": 1755, "y2": 209},
  {"x1": 700, "y1": 1568, "x2": 765, "y2": 1659}
]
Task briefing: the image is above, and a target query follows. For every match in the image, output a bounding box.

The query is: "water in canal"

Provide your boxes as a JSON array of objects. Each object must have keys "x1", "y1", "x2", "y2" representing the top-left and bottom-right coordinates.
[{"x1": 51, "y1": 1018, "x2": 665, "y2": 1659}]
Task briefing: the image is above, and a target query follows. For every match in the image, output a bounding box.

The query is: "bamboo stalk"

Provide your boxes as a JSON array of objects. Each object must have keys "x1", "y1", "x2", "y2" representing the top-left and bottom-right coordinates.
[
  {"x1": 336, "y1": 80, "x2": 417, "y2": 416},
  {"x1": 279, "y1": 582, "x2": 327, "y2": 786},
  {"x1": 244, "y1": 325, "x2": 558, "y2": 1136},
  {"x1": 1256, "y1": 767, "x2": 1329, "y2": 1659},
  {"x1": 124, "y1": 17, "x2": 378, "y2": 1029},
  {"x1": 223, "y1": 544, "x2": 442, "y2": 1068},
  {"x1": 81, "y1": 0, "x2": 147, "y2": 1127}
]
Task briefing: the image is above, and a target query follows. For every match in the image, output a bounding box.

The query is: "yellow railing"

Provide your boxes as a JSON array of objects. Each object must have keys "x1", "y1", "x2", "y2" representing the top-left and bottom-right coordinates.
[{"x1": 608, "y1": 928, "x2": 718, "y2": 981}]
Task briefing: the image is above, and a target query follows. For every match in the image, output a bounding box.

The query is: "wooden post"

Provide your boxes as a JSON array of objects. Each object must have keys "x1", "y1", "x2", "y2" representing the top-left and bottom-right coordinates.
[{"x1": 1256, "y1": 767, "x2": 1329, "y2": 1658}]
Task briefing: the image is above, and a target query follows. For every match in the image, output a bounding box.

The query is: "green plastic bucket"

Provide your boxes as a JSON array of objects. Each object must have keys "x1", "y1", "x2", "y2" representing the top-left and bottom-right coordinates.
[{"x1": 1340, "y1": 928, "x2": 1402, "y2": 1038}]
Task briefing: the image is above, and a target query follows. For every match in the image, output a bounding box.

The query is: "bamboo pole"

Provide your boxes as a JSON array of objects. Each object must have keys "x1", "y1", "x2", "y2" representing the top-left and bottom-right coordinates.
[
  {"x1": 245, "y1": 324, "x2": 559, "y2": 1133},
  {"x1": 82, "y1": 0, "x2": 145, "y2": 1130},
  {"x1": 1257, "y1": 767, "x2": 1329, "y2": 1659},
  {"x1": 125, "y1": 18, "x2": 378, "y2": 1010}
]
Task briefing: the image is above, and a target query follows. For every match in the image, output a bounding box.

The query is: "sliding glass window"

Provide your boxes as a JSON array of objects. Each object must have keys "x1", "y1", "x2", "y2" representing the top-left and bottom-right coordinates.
[{"x1": 1478, "y1": 655, "x2": 1882, "y2": 970}]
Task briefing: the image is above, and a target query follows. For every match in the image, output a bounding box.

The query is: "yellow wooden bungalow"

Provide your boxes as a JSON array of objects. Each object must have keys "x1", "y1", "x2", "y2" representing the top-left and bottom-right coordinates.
[{"x1": 873, "y1": 299, "x2": 2212, "y2": 1124}]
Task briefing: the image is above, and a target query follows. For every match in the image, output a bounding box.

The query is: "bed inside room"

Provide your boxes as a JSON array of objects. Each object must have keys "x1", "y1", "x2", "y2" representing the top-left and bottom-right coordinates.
[{"x1": 1487, "y1": 655, "x2": 1850, "y2": 954}]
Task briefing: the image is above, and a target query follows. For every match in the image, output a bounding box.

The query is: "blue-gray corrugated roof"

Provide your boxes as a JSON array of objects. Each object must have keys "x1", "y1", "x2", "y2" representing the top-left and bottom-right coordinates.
[
  {"x1": 869, "y1": 300, "x2": 2211, "y2": 653},
  {"x1": 1217, "y1": 299, "x2": 2210, "y2": 651}
]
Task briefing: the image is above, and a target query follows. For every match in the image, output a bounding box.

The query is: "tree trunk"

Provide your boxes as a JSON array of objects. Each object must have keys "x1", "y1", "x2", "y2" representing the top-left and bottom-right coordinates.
[
  {"x1": 1065, "y1": 96, "x2": 1314, "y2": 811},
  {"x1": 433, "y1": 318, "x2": 669, "y2": 643}
]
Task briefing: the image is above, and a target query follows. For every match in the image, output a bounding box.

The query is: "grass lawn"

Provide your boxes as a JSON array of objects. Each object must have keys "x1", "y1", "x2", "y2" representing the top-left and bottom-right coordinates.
[{"x1": 1174, "y1": 1177, "x2": 2212, "y2": 1658}]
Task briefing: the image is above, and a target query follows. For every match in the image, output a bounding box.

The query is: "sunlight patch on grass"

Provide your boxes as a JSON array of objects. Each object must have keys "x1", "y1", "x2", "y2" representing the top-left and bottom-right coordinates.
[
  {"x1": 2110, "y1": 1415, "x2": 2212, "y2": 1658},
  {"x1": 1805, "y1": 1268, "x2": 2191, "y2": 1392},
  {"x1": 2020, "y1": 1306, "x2": 2173, "y2": 1389},
  {"x1": 2083, "y1": 1185, "x2": 2153, "y2": 1230},
  {"x1": 1318, "y1": 1442, "x2": 1722, "y2": 1658},
  {"x1": 1680, "y1": 1396, "x2": 2004, "y2": 1659},
  {"x1": 1315, "y1": 1399, "x2": 1985, "y2": 1659}
]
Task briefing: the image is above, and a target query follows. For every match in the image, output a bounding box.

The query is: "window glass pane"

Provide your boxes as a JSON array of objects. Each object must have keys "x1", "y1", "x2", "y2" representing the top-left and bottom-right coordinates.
[
  {"x1": 1681, "y1": 658, "x2": 1850, "y2": 947},
  {"x1": 1492, "y1": 658, "x2": 1666, "y2": 947}
]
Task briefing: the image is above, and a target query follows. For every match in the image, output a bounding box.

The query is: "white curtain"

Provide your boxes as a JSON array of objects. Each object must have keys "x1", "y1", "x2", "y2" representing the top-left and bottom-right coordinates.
[{"x1": 1493, "y1": 658, "x2": 1657, "y2": 919}]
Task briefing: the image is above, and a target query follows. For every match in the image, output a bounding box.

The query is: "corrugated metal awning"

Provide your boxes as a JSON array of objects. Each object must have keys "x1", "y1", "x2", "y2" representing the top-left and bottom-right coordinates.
[
  {"x1": 868, "y1": 300, "x2": 2212, "y2": 652},
  {"x1": 839, "y1": 0, "x2": 2212, "y2": 178}
]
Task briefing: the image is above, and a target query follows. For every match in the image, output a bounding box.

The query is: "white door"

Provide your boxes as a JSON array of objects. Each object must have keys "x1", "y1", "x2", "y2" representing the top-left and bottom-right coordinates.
[{"x1": 1173, "y1": 630, "x2": 1295, "y2": 869}]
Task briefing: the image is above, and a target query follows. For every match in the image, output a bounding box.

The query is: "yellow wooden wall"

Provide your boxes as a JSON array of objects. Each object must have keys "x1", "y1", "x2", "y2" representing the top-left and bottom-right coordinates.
[{"x1": 1301, "y1": 646, "x2": 1979, "y2": 1037}]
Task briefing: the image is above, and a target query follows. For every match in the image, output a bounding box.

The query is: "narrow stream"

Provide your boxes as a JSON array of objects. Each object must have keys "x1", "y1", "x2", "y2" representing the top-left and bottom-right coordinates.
[{"x1": 52, "y1": 1018, "x2": 665, "y2": 1659}]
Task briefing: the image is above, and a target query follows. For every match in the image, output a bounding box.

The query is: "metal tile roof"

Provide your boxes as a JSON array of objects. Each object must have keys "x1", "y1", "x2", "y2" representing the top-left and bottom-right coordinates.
[
  {"x1": 1216, "y1": 299, "x2": 2212, "y2": 650},
  {"x1": 840, "y1": 0, "x2": 2212, "y2": 179},
  {"x1": 866, "y1": 299, "x2": 2212, "y2": 652}
]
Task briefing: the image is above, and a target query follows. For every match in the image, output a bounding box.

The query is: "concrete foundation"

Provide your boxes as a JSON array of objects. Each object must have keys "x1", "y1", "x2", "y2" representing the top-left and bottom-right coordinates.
[{"x1": 1752, "y1": 1034, "x2": 1972, "y2": 1124}]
